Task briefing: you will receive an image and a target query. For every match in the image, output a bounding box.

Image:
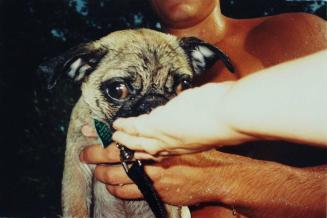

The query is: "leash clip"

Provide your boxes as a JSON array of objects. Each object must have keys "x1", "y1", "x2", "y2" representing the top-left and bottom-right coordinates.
[
  {"x1": 116, "y1": 143, "x2": 139, "y2": 173},
  {"x1": 116, "y1": 144, "x2": 167, "y2": 218}
]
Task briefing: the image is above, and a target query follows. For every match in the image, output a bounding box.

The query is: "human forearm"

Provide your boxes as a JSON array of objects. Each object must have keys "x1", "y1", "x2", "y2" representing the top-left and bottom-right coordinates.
[
  {"x1": 206, "y1": 154, "x2": 326, "y2": 218},
  {"x1": 112, "y1": 50, "x2": 327, "y2": 156},
  {"x1": 223, "y1": 50, "x2": 327, "y2": 147},
  {"x1": 234, "y1": 166, "x2": 326, "y2": 218}
]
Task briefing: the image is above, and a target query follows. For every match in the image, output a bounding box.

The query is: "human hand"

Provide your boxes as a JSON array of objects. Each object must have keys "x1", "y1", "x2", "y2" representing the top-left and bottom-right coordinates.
[
  {"x1": 80, "y1": 136, "x2": 326, "y2": 218},
  {"x1": 81, "y1": 125, "x2": 233, "y2": 205},
  {"x1": 112, "y1": 82, "x2": 254, "y2": 157},
  {"x1": 80, "y1": 144, "x2": 243, "y2": 206}
]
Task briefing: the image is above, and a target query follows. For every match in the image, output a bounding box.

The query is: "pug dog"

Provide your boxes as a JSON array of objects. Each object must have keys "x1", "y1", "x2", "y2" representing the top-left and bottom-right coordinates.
[{"x1": 38, "y1": 28, "x2": 234, "y2": 218}]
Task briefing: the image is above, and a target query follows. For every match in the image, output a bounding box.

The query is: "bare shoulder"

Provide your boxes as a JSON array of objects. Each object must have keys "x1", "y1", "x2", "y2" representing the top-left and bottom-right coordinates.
[
  {"x1": 264, "y1": 12, "x2": 326, "y2": 25},
  {"x1": 245, "y1": 13, "x2": 327, "y2": 66},
  {"x1": 261, "y1": 13, "x2": 326, "y2": 38}
]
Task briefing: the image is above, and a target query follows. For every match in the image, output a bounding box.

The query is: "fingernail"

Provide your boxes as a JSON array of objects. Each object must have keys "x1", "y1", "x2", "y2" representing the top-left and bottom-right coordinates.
[
  {"x1": 113, "y1": 119, "x2": 121, "y2": 129},
  {"x1": 112, "y1": 132, "x2": 118, "y2": 141},
  {"x1": 134, "y1": 152, "x2": 152, "y2": 160},
  {"x1": 158, "y1": 151, "x2": 169, "y2": 156}
]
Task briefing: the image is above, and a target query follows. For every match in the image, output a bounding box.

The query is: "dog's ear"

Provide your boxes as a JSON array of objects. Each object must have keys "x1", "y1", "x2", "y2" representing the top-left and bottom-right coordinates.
[
  {"x1": 37, "y1": 43, "x2": 107, "y2": 89},
  {"x1": 179, "y1": 37, "x2": 234, "y2": 76}
]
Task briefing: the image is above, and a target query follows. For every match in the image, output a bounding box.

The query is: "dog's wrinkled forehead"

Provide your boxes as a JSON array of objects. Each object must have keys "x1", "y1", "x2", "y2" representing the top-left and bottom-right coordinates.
[
  {"x1": 38, "y1": 28, "x2": 234, "y2": 90},
  {"x1": 37, "y1": 28, "x2": 234, "y2": 121},
  {"x1": 91, "y1": 29, "x2": 192, "y2": 87}
]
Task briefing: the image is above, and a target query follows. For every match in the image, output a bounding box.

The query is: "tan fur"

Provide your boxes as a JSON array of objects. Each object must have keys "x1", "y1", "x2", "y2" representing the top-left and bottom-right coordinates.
[{"x1": 62, "y1": 29, "x2": 193, "y2": 218}]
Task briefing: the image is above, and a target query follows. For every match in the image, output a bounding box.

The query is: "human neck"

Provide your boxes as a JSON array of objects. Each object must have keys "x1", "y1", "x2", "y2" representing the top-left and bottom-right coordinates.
[{"x1": 163, "y1": 7, "x2": 227, "y2": 44}]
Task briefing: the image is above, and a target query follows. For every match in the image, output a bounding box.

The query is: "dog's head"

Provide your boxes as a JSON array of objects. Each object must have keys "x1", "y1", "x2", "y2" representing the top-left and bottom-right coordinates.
[{"x1": 38, "y1": 29, "x2": 234, "y2": 125}]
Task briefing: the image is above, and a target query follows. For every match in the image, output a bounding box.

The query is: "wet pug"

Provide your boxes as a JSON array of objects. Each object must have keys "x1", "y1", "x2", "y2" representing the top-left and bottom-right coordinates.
[{"x1": 38, "y1": 28, "x2": 234, "y2": 218}]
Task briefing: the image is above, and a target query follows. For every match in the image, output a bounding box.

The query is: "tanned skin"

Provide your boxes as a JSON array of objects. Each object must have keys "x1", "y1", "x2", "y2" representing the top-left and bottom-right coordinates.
[
  {"x1": 81, "y1": 0, "x2": 327, "y2": 217},
  {"x1": 148, "y1": 1, "x2": 327, "y2": 216}
]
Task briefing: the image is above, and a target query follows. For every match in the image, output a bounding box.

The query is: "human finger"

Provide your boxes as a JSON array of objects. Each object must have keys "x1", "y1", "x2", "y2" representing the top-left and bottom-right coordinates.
[
  {"x1": 113, "y1": 114, "x2": 156, "y2": 137},
  {"x1": 113, "y1": 131, "x2": 166, "y2": 155},
  {"x1": 134, "y1": 152, "x2": 165, "y2": 161},
  {"x1": 113, "y1": 117, "x2": 141, "y2": 135},
  {"x1": 94, "y1": 164, "x2": 133, "y2": 185},
  {"x1": 80, "y1": 143, "x2": 121, "y2": 164},
  {"x1": 106, "y1": 184, "x2": 143, "y2": 200}
]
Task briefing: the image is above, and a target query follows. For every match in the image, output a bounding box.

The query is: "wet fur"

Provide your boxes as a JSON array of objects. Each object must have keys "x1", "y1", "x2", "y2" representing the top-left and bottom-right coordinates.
[
  {"x1": 38, "y1": 29, "x2": 233, "y2": 218},
  {"x1": 62, "y1": 29, "x2": 193, "y2": 218}
]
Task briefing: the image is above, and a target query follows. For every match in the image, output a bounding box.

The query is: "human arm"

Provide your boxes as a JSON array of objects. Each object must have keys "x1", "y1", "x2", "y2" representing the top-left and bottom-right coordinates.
[
  {"x1": 112, "y1": 50, "x2": 327, "y2": 156},
  {"x1": 79, "y1": 49, "x2": 327, "y2": 218},
  {"x1": 80, "y1": 144, "x2": 326, "y2": 218}
]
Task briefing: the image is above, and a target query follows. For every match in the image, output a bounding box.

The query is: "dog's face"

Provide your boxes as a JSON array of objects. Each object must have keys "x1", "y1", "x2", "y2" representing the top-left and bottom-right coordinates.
[{"x1": 39, "y1": 29, "x2": 233, "y2": 125}]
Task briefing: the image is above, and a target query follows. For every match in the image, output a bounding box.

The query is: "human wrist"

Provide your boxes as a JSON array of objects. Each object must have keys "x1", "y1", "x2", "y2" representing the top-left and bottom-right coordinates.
[
  {"x1": 191, "y1": 151, "x2": 247, "y2": 205},
  {"x1": 212, "y1": 81, "x2": 257, "y2": 146}
]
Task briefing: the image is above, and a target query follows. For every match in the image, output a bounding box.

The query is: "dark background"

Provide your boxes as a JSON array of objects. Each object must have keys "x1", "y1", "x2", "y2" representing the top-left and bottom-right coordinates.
[{"x1": 0, "y1": 0, "x2": 326, "y2": 217}]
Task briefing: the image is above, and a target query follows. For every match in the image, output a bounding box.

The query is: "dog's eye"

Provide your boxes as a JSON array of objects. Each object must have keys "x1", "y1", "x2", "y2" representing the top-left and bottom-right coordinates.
[
  {"x1": 105, "y1": 82, "x2": 129, "y2": 100},
  {"x1": 175, "y1": 79, "x2": 191, "y2": 94}
]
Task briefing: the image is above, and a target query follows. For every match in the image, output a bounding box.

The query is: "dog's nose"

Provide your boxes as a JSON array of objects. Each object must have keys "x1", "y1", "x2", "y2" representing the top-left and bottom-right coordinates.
[{"x1": 133, "y1": 95, "x2": 168, "y2": 115}]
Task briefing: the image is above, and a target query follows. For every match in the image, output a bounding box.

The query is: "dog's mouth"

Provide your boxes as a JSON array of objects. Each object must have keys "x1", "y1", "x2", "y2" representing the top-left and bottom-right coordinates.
[
  {"x1": 113, "y1": 93, "x2": 169, "y2": 119},
  {"x1": 100, "y1": 93, "x2": 169, "y2": 134},
  {"x1": 93, "y1": 94, "x2": 170, "y2": 218},
  {"x1": 94, "y1": 93, "x2": 170, "y2": 164}
]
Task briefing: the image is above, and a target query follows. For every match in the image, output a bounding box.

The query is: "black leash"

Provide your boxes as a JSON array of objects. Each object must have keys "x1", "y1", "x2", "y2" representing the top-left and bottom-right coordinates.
[{"x1": 94, "y1": 119, "x2": 167, "y2": 218}]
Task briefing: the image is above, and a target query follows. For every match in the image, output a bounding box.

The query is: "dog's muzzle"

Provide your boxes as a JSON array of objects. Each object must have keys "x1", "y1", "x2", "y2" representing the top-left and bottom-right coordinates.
[
  {"x1": 98, "y1": 93, "x2": 170, "y2": 218},
  {"x1": 112, "y1": 93, "x2": 169, "y2": 125},
  {"x1": 132, "y1": 94, "x2": 169, "y2": 115}
]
